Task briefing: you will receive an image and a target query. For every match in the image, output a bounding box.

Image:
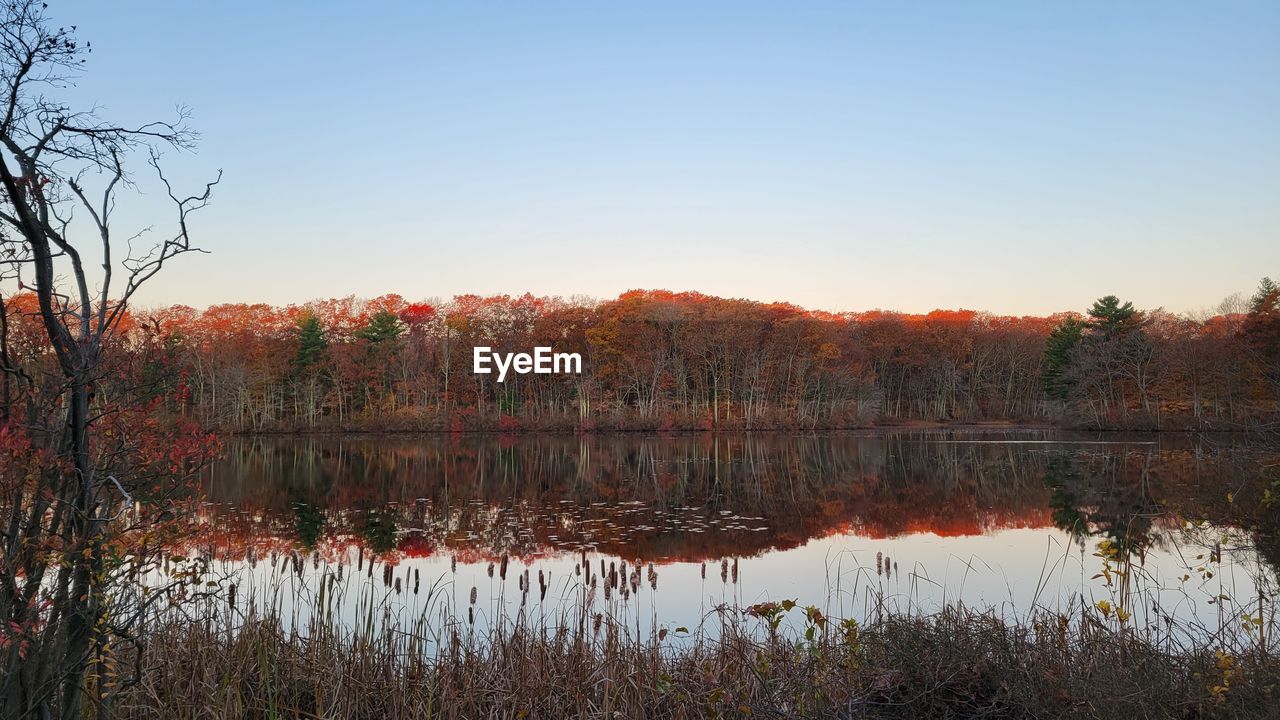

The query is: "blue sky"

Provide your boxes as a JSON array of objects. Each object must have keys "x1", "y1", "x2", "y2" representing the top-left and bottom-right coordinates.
[{"x1": 56, "y1": 1, "x2": 1280, "y2": 314}]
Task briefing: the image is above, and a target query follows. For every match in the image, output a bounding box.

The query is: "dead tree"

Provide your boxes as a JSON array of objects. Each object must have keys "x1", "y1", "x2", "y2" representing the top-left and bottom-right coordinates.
[{"x1": 0, "y1": 2, "x2": 220, "y2": 717}]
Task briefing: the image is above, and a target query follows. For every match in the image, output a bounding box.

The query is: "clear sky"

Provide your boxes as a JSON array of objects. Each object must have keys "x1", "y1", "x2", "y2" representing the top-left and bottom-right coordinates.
[{"x1": 55, "y1": 0, "x2": 1280, "y2": 315}]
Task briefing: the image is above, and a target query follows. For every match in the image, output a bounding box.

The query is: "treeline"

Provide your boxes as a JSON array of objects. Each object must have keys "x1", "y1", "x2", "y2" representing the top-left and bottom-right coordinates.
[{"x1": 4, "y1": 283, "x2": 1278, "y2": 432}]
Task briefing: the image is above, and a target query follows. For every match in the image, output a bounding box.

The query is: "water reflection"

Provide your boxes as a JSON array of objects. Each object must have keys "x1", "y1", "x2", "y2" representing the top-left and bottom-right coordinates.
[
  {"x1": 199, "y1": 431, "x2": 1277, "y2": 574},
  {"x1": 188, "y1": 431, "x2": 1280, "y2": 643}
]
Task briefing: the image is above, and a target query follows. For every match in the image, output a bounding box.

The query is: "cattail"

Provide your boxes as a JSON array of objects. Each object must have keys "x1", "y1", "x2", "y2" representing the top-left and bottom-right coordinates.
[
  {"x1": 721, "y1": 559, "x2": 728, "y2": 583},
  {"x1": 575, "y1": 562, "x2": 582, "y2": 577},
  {"x1": 468, "y1": 607, "x2": 474, "y2": 625},
  {"x1": 227, "y1": 583, "x2": 237, "y2": 609},
  {"x1": 394, "y1": 577, "x2": 402, "y2": 594},
  {"x1": 487, "y1": 562, "x2": 494, "y2": 578},
  {"x1": 451, "y1": 556, "x2": 457, "y2": 573},
  {"x1": 593, "y1": 613, "x2": 603, "y2": 636},
  {"x1": 876, "y1": 551, "x2": 883, "y2": 576},
  {"x1": 732, "y1": 558, "x2": 739, "y2": 584},
  {"x1": 358, "y1": 548, "x2": 364, "y2": 571},
  {"x1": 648, "y1": 564, "x2": 658, "y2": 591},
  {"x1": 500, "y1": 555, "x2": 509, "y2": 580},
  {"x1": 884, "y1": 555, "x2": 892, "y2": 579},
  {"x1": 701, "y1": 562, "x2": 706, "y2": 580},
  {"x1": 470, "y1": 586, "x2": 478, "y2": 605},
  {"x1": 383, "y1": 565, "x2": 392, "y2": 587}
]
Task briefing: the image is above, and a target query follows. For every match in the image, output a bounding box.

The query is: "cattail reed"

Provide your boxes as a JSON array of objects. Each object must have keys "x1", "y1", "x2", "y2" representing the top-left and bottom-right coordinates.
[
  {"x1": 451, "y1": 555, "x2": 457, "y2": 573},
  {"x1": 500, "y1": 555, "x2": 509, "y2": 580},
  {"x1": 732, "y1": 558, "x2": 739, "y2": 584},
  {"x1": 721, "y1": 559, "x2": 729, "y2": 583},
  {"x1": 487, "y1": 562, "x2": 494, "y2": 578},
  {"x1": 470, "y1": 586, "x2": 477, "y2": 605},
  {"x1": 648, "y1": 564, "x2": 658, "y2": 591}
]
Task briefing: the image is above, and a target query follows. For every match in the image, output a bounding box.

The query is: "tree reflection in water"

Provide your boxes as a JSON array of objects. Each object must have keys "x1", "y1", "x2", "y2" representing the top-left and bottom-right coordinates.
[{"x1": 195, "y1": 431, "x2": 1277, "y2": 580}]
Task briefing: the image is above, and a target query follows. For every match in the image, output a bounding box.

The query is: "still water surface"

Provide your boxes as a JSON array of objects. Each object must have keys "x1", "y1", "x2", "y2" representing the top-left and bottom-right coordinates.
[{"x1": 197, "y1": 431, "x2": 1279, "y2": 639}]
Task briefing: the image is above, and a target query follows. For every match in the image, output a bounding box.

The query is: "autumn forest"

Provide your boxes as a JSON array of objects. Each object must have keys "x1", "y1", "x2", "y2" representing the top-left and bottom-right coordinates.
[{"x1": 6, "y1": 281, "x2": 1276, "y2": 434}]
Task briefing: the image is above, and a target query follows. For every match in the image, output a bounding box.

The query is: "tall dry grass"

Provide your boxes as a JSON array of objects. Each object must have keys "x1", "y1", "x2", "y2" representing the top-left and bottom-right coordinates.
[{"x1": 98, "y1": 566, "x2": 1277, "y2": 720}]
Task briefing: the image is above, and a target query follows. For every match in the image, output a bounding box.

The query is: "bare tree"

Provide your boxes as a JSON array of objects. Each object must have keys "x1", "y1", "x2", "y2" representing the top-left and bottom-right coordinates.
[{"x1": 0, "y1": 1, "x2": 219, "y2": 717}]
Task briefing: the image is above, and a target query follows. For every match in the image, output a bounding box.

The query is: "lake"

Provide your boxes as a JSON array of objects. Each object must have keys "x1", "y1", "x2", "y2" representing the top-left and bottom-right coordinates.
[{"x1": 193, "y1": 430, "x2": 1279, "y2": 642}]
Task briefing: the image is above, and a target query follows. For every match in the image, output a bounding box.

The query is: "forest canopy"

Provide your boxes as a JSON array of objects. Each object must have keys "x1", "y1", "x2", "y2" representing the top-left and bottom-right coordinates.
[{"x1": 5, "y1": 283, "x2": 1276, "y2": 433}]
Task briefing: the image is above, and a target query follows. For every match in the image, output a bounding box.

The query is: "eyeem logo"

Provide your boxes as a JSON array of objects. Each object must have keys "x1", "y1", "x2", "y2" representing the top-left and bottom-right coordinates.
[{"x1": 473, "y1": 347, "x2": 582, "y2": 382}]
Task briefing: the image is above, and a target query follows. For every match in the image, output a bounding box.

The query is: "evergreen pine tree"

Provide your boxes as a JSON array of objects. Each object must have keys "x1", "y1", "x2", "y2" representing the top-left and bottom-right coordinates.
[
  {"x1": 1250, "y1": 277, "x2": 1278, "y2": 313},
  {"x1": 355, "y1": 310, "x2": 405, "y2": 348},
  {"x1": 1042, "y1": 316, "x2": 1084, "y2": 400},
  {"x1": 293, "y1": 313, "x2": 327, "y2": 371},
  {"x1": 1086, "y1": 295, "x2": 1138, "y2": 335}
]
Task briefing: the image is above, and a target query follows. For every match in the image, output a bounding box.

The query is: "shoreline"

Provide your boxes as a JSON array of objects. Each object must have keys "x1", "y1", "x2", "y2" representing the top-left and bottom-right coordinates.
[{"x1": 209, "y1": 421, "x2": 1276, "y2": 438}]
